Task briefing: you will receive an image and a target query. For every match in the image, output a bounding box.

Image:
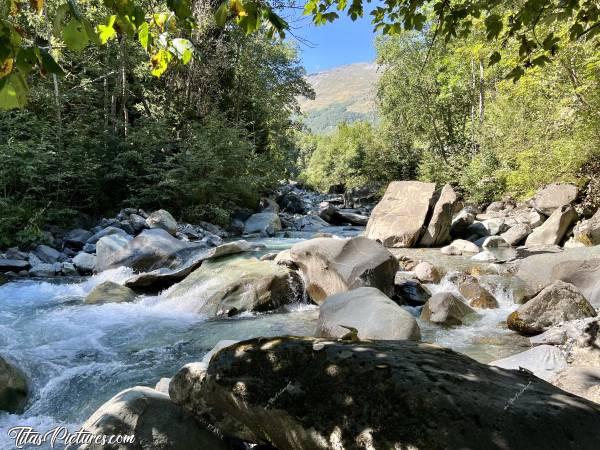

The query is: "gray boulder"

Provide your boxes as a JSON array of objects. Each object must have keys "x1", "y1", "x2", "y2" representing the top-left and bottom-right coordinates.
[
  {"x1": 501, "y1": 223, "x2": 532, "y2": 246},
  {"x1": 0, "y1": 356, "x2": 28, "y2": 413},
  {"x1": 335, "y1": 210, "x2": 369, "y2": 226},
  {"x1": 420, "y1": 292, "x2": 474, "y2": 325},
  {"x1": 573, "y1": 208, "x2": 600, "y2": 246},
  {"x1": 279, "y1": 236, "x2": 398, "y2": 304},
  {"x1": 173, "y1": 337, "x2": 600, "y2": 450},
  {"x1": 507, "y1": 280, "x2": 597, "y2": 336},
  {"x1": 420, "y1": 184, "x2": 457, "y2": 247},
  {"x1": 440, "y1": 239, "x2": 479, "y2": 255},
  {"x1": 85, "y1": 281, "x2": 137, "y2": 305},
  {"x1": 73, "y1": 252, "x2": 97, "y2": 274},
  {"x1": 87, "y1": 226, "x2": 130, "y2": 245},
  {"x1": 0, "y1": 259, "x2": 29, "y2": 272},
  {"x1": 482, "y1": 235, "x2": 509, "y2": 248},
  {"x1": 145, "y1": 209, "x2": 178, "y2": 236},
  {"x1": 243, "y1": 213, "x2": 281, "y2": 236},
  {"x1": 29, "y1": 263, "x2": 56, "y2": 277},
  {"x1": 129, "y1": 213, "x2": 148, "y2": 233},
  {"x1": 394, "y1": 278, "x2": 431, "y2": 304},
  {"x1": 95, "y1": 233, "x2": 133, "y2": 272},
  {"x1": 65, "y1": 228, "x2": 93, "y2": 249},
  {"x1": 490, "y1": 345, "x2": 567, "y2": 381},
  {"x1": 532, "y1": 183, "x2": 578, "y2": 216},
  {"x1": 365, "y1": 181, "x2": 436, "y2": 247},
  {"x1": 551, "y1": 367, "x2": 600, "y2": 404},
  {"x1": 450, "y1": 207, "x2": 476, "y2": 238},
  {"x1": 166, "y1": 258, "x2": 302, "y2": 317},
  {"x1": 413, "y1": 261, "x2": 441, "y2": 283},
  {"x1": 457, "y1": 276, "x2": 498, "y2": 309},
  {"x1": 35, "y1": 244, "x2": 61, "y2": 263},
  {"x1": 78, "y1": 386, "x2": 228, "y2": 450},
  {"x1": 316, "y1": 287, "x2": 421, "y2": 340},
  {"x1": 525, "y1": 205, "x2": 578, "y2": 246}
]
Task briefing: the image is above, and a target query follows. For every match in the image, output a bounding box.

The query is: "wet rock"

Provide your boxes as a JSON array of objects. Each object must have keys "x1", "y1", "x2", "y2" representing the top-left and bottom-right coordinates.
[
  {"x1": 335, "y1": 210, "x2": 369, "y2": 226},
  {"x1": 0, "y1": 356, "x2": 28, "y2": 413},
  {"x1": 174, "y1": 337, "x2": 600, "y2": 450},
  {"x1": 413, "y1": 261, "x2": 441, "y2": 284},
  {"x1": 243, "y1": 213, "x2": 281, "y2": 237},
  {"x1": 29, "y1": 263, "x2": 56, "y2": 277},
  {"x1": 79, "y1": 386, "x2": 229, "y2": 450},
  {"x1": 490, "y1": 345, "x2": 567, "y2": 381},
  {"x1": 166, "y1": 258, "x2": 302, "y2": 317},
  {"x1": 73, "y1": 252, "x2": 96, "y2": 274},
  {"x1": 365, "y1": 181, "x2": 436, "y2": 247},
  {"x1": 420, "y1": 292, "x2": 474, "y2": 325},
  {"x1": 316, "y1": 287, "x2": 420, "y2": 340},
  {"x1": 440, "y1": 239, "x2": 479, "y2": 255},
  {"x1": 468, "y1": 218, "x2": 507, "y2": 237},
  {"x1": 525, "y1": 205, "x2": 578, "y2": 246},
  {"x1": 62, "y1": 262, "x2": 78, "y2": 276},
  {"x1": 65, "y1": 228, "x2": 93, "y2": 249},
  {"x1": 471, "y1": 250, "x2": 498, "y2": 262},
  {"x1": 95, "y1": 233, "x2": 134, "y2": 272},
  {"x1": 457, "y1": 277, "x2": 498, "y2": 309},
  {"x1": 532, "y1": 183, "x2": 578, "y2": 216},
  {"x1": 420, "y1": 184, "x2": 457, "y2": 247},
  {"x1": 86, "y1": 226, "x2": 130, "y2": 245},
  {"x1": 500, "y1": 223, "x2": 532, "y2": 246},
  {"x1": 507, "y1": 281, "x2": 597, "y2": 336},
  {"x1": 35, "y1": 244, "x2": 61, "y2": 263},
  {"x1": 145, "y1": 209, "x2": 178, "y2": 236},
  {"x1": 394, "y1": 278, "x2": 431, "y2": 304},
  {"x1": 85, "y1": 281, "x2": 137, "y2": 305},
  {"x1": 0, "y1": 259, "x2": 29, "y2": 272},
  {"x1": 573, "y1": 208, "x2": 600, "y2": 246},
  {"x1": 129, "y1": 213, "x2": 148, "y2": 233},
  {"x1": 281, "y1": 236, "x2": 398, "y2": 304}
]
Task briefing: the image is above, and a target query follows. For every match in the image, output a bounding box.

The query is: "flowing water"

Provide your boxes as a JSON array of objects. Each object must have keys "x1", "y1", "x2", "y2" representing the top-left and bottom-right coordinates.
[{"x1": 0, "y1": 229, "x2": 527, "y2": 449}]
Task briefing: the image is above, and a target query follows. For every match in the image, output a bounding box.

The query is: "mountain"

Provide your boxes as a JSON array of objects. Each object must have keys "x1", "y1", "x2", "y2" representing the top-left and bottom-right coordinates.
[{"x1": 299, "y1": 62, "x2": 381, "y2": 134}]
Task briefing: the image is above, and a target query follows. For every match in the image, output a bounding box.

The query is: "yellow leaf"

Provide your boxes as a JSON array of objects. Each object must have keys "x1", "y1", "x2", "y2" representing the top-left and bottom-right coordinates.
[
  {"x1": 29, "y1": 0, "x2": 43, "y2": 14},
  {"x1": 0, "y1": 58, "x2": 14, "y2": 79}
]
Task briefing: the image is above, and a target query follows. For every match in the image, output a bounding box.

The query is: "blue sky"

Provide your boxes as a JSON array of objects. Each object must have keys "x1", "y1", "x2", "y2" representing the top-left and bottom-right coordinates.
[{"x1": 283, "y1": 7, "x2": 378, "y2": 73}]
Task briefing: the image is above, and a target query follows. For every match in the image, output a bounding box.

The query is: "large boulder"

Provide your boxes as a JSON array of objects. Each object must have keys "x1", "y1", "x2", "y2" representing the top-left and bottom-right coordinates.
[
  {"x1": 334, "y1": 210, "x2": 369, "y2": 226},
  {"x1": 532, "y1": 183, "x2": 578, "y2": 216},
  {"x1": 0, "y1": 356, "x2": 28, "y2": 413},
  {"x1": 490, "y1": 345, "x2": 568, "y2": 381},
  {"x1": 73, "y1": 252, "x2": 97, "y2": 274},
  {"x1": 145, "y1": 209, "x2": 178, "y2": 236},
  {"x1": 278, "y1": 236, "x2": 398, "y2": 304},
  {"x1": 173, "y1": 337, "x2": 600, "y2": 450},
  {"x1": 166, "y1": 258, "x2": 302, "y2": 317},
  {"x1": 507, "y1": 281, "x2": 597, "y2": 336},
  {"x1": 277, "y1": 192, "x2": 305, "y2": 214},
  {"x1": 96, "y1": 229, "x2": 204, "y2": 273},
  {"x1": 78, "y1": 386, "x2": 229, "y2": 450},
  {"x1": 29, "y1": 263, "x2": 56, "y2": 277},
  {"x1": 64, "y1": 228, "x2": 93, "y2": 249},
  {"x1": 551, "y1": 367, "x2": 600, "y2": 404},
  {"x1": 450, "y1": 207, "x2": 476, "y2": 238},
  {"x1": 413, "y1": 261, "x2": 441, "y2": 284},
  {"x1": 440, "y1": 239, "x2": 479, "y2": 255},
  {"x1": 419, "y1": 184, "x2": 457, "y2": 247},
  {"x1": 365, "y1": 181, "x2": 436, "y2": 247},
  {"x1": 124, "y1": 240, "x2": 251, "y2": 290},
  {"x1": 500, "y1": 223, "x2": 532, "y2": 246},
  {"x1": 525, "y1": 205, "x2": 578, "y2": 246},
  {"x1": 420, "y1": 292, "x2": 474, "y2": 325},
  {"x1": 457, "y1": 276, "x2": 498, "y2": 309},
  {"x1": 394, "y1": 278, "x2": 431, "y2": 304},
  {"x1": 315, "y1": 287, "x2": 420, "y2": 340},
  {"x1": 84, "y1": 281, "x2": 137, "y2": 305},
  {"x1": 0, "y1": 259, "x2": 29, "y2": 272},
  {"x1": 86, "y1": 226, "x2": 131, "y2": 245},
  {"x1": 573, "y1": 208, "x2": 600, "y2": 246},
  {"x1": 244, "y1": 213, "x2": 281, "y2": 236},
  {"x1": 35, "y1": 244, "x2": 61, "y2": 263},
  {"x1": 95, "y1": 233, "x2": 134, "y2": 272}
]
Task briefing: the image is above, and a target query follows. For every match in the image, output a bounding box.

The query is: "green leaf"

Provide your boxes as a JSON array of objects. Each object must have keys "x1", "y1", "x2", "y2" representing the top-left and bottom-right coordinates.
[
  {"x1": 171, "y1": 38, "x2": 193, "y2": 64},
  {"x1": 0, "y1": 72, "x2": 28, "y2": 110},
  {"x1": 63, "y1": 19, "x2": 90, "y2": 52},
  {"x1": 97, "y1": 15, "x2": 118, "y2": 44},
  {"x1": 488, "y1": 51, "x2": 501, "y2": 66},
  {"x1": 531, "y1": 54, "x2": 551, "y2": 67},
  {"x1": 15, "y1": 47, "x2": 37, "y2": 75},
  {"x1": 215, "y1": 2, "x2": 229, "y2": 27},
  {"x1": 506, "y1": 65, "x2": 525, "y2": 82},
  {"x1": 484, "y1": 14, "x2": 502, "y2": 40},
  {"x1": 53, "y1": 4, "x2": 70, "y2": 36},
  {"x1": 138, "y1": 22, "x2": 149, "y2": 50}
]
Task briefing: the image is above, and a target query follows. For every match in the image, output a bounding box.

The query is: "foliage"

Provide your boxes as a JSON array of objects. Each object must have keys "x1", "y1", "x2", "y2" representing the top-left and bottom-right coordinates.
[{"x1": 303, "y1": 101, "x2": 373, "y2": 134}]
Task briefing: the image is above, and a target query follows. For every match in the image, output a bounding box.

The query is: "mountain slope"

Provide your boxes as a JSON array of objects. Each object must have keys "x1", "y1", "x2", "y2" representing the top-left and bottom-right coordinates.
[{"x1": 299, "y1": 62, "x2": 380, "y2": 134}]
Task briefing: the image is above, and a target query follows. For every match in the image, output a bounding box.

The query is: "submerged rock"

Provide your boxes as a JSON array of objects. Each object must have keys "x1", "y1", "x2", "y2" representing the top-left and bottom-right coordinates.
[
  {"x1": 173, "y1": 337, "x2": 600, "y2": 450},
  {"x1": 0, "y1": 356, "x2": 28, "y2": 414},
  {"x1": 316, "y1": 287, "x2": 420, "y2": 340},
  {"x1": 507, "y1": 281, "x2": 597, "y2": 336},
  {"x1": 280, "y1": 236, "x2": 398, "y2": 304},
  {"x1": 365, "y1": 181, "x2": 436, "y2": 247},
  {"x1": 420, "y1": 292, "x2": 474, "y2": 325},
  {"x1": 85, "y1": 281, "x2": 137, "y2": 305},
  {"x1": 78, "y1": 386, "x2": 229, "y2": 450},
  {"x1": 166, "y1": 258, "x2": 302, "y2": 317}
]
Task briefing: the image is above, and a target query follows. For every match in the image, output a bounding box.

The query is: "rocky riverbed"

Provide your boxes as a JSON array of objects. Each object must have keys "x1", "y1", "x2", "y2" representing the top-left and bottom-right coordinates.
[{"x1": 1, "y1": 180, "x2": 600, "y2": 449}]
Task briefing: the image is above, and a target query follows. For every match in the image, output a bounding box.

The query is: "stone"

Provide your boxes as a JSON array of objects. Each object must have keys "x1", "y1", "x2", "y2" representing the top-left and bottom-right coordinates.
[
  {"x1": 145, "y1": 209, "x2": 178, "y2": 236},
  {"x1": 413, "y1": 261, "x2": 441, "y2": 283},
  {"x1": 468, "y1": 218, "x2": 507, "y2": 237},
  {"x1": 532, "y1": 183, "x2": 578, "y2": 216},
  {"x1": 166, "y1": 258, "x2": 302, "y2": 317},
  {"x1": 35, "y1": 244, "x2": 61, "y2": 263},
  {"x1": 486, "y1": 201, "x2": 505, "y2": 212},
  {"x1": 95, "y1": 233, "x2": 134, "y2": 272},
  {"x1": 154, "y1": 378, "x2": 171, "y2": 394},
  {"x1": 490, "y1": 345, "x2": 567, "y2": 381},
  {"x1": 525, "y1": 205, "x2": 578, "y2": 246},
  {"x1": 0, "y1": 356, "x2": 28, "y2": 414},
  {"x1": 62, "y1": 262, "x2": 78, "y2": 276},
  {"x1": 365, "y1": 180, "x2": 436, "y2": 247},
  {"x1": 450, "y1": 207, "x2": 476, "y2": 238},
  {"x1": 64, "y1": 228, "x2": 93, "y2": 249},
  {"x1": 280, "y1": 236, "x2": 398, "y2": 304},
  {"x1": 573, "y1": 208, "x2": 600, "y2": 246},
  {"x1": 259, "y1": 197, "x2": 280, "y2": 213},
  {"x1": 129, "y1": 213, "x2": 148, "y2": 233},
  {"x1": 334, "y1": 210, "x2": 369, "y2": 226},
  {"x1": 457, "y1": 277, "x2": 498, "y2": 309},
  {"x1": 86, "y1": 226, "x2": 130, "y2": 245},
  {"x1": 73, "y1": 252, "x2": 97, "y2": 274},
  {"x1": 124, "y1": 240, "x2": 252, "y2": 290},
  {"x1": 500, "y1": 223, "x2": 532, "y2": 246},
  {"x1": 318, "y1": 202, "x2": 336, "y2": 222},
  {"x1": 243, "y1": 213, "x2": 282, "y2": 236},
  {"x1": 82, "y1": 243, "x2": 96, "y2": 253},
  {"x1": 440, "y1": 239, "x2": 479, "y2": 255},
  {"x1": 420, "y1": 184, "x2": 457, "y2": 247},
  {"x1": 29, "y1": 263, "x2": 56, "y2": 277},
  {"x1": 79, "y1": 386, "x2": 229, "y2": 450},
  {"x1": 85, "y1": 281, "x2": 137, "y2": 305},
  {"x1": 118, "y1": 220, "x2": 136, "y2": 235},
  {"x1": 420, "y1": 292, "x2": 474, "y2": 325},
  {"x1": 291, "y1": 215, "x2": 330, "y2": 231},
  {"x1": 507, "y1": 281, "x2": 597, "y2": 336},
  {"x1": 316, "y1": 287, "x2": 421, "y2": 340},
  {"x1": 394, "y1": 278, "x2": 431, "y2": 304},
  {"x1": 471, "y1": 250, "x2": 498, "y2": 262},
  {"x1": 482, "y1": 235, "x2": 509, "y2": 248},
  {"x1": 551, "y1": 367, "x2": 600, "y2": 404},
  {"x1": 174, "y1": 337, "x2": 600, "y2": 450},
  {"x1": 0, "y1": 259, "x2": 29, "y2": 272},
  {"x1": 277, "y1": 192, "x2": 305, "y2": 214}
]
